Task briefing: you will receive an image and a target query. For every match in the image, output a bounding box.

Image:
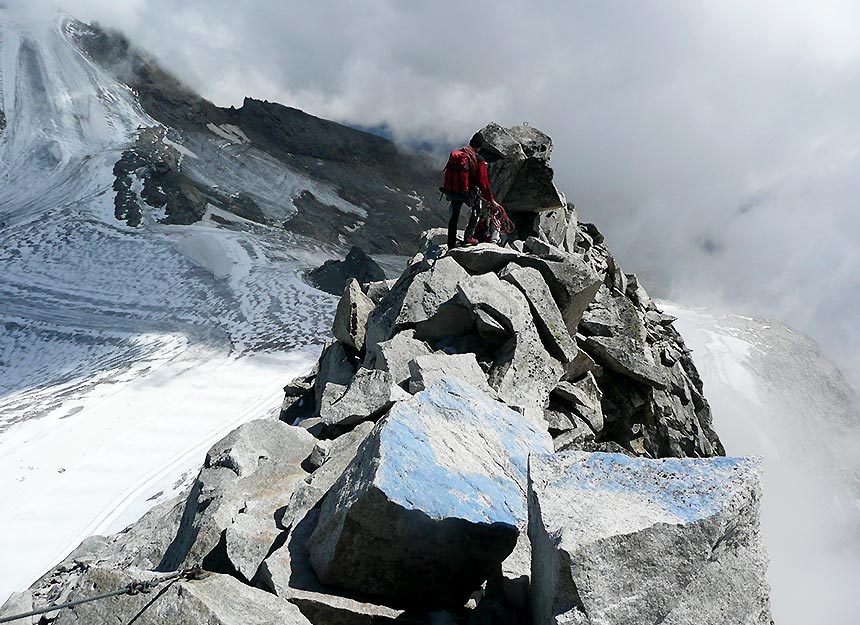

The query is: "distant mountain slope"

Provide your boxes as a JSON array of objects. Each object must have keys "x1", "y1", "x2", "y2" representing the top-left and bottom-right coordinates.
[
  {"x1": 68, "y1": 19, "x2": 445, "y2": 253},
  {"x1": 668, "y1": 304, "x2": 860, "y2": 625}
]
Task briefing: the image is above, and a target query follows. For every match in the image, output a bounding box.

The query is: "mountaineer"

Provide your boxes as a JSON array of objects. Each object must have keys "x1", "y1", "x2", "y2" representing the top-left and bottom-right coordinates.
[{"x1": 439, "y1": 132, "x2": 504, "y2": 249}]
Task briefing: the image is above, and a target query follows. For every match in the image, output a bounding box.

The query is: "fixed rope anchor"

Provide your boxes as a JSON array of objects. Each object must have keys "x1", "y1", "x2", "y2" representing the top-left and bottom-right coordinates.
[{"x1": 0, "y1": 568, "x2": 209, "y2": 623}]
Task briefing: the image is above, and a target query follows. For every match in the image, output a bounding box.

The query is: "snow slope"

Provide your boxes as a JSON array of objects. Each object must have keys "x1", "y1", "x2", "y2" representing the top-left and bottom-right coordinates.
[
  {"x1": 668, "y1": 304, "x2": 860, "y2": 625},
  {"x1": 0, "y1": 11, "x2": 341, "y2": 602}
]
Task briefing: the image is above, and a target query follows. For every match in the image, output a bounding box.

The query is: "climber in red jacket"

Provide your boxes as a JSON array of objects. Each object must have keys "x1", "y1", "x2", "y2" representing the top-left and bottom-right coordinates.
[{"x1": 440, "y1": 132, "x2": 503, "y2": 248}]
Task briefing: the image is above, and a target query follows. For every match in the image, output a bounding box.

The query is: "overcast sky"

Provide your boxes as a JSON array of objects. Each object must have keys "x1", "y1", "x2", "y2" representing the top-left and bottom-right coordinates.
[{"x1": 16, "y1": 0, "x2": 860, "y2": 388}]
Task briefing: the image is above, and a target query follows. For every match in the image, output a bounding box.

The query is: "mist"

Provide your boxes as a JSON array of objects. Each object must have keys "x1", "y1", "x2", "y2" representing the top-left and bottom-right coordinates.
[{"x1": 25, "y1": 0, "x2": 855, "y2": 391}]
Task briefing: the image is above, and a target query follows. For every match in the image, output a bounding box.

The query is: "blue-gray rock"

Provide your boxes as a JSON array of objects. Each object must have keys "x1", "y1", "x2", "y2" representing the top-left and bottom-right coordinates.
[
  {"x1": 528, "y1": 452, "x2": 771, "y2": 625},
  {"x1": 307, "y1": 377, "x2": 553, "y2": 606}
]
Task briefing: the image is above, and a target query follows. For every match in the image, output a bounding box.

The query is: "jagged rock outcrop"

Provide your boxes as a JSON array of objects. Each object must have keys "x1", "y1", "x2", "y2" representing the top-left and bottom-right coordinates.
[
  {"x1": 2, "y1": 121, "x2": 766, "y2": 625},
  {"x1": 44, "y1": 568, "x2": 311, "y2": 625},
  {"x1": 528, "y1": 452, "x2": 772, "y2": 625},
  {"x1": 480, "y1": 123, "x2": 566, "y2": 213},
  {"x1": 158, "y1": 420, "x2": 316, "y2": 581}
]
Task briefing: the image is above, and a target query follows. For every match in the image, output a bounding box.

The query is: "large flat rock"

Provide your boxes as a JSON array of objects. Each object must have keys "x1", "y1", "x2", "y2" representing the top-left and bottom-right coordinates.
[
  {"x1": 528, "y1": 452, "x2": 771, "y2": 625},
  {"x1": 307, "y1": 377, "x2": 553, "y2": 607}
]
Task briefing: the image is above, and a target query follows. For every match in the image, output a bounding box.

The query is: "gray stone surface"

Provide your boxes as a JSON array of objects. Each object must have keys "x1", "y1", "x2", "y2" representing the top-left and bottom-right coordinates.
[
  {"x1": 315, "y1": 341, "x2": 358, "y2": 408},
  {"x1": 563, "y1": 344, "x2": 597, "y2": 381},
  {"x1": 550, "y1": 414, "x2": 596, "y2": 452},
  {"x1": 49, "y1": 568, "x2": 310, "y2": 625},
  {"x1": 489, "y1": 326, "x2": 563, "y2": 424},
  {"x1": 528, "y1": 452, "x2": 771, "y2": 625},
  {"x1": 260, "y1": 508, "x2": 408, "y2": 625},
  {"x1": 447, "y1": 244, "x2": 524, "y2": 274},
  {"x1": 362, "y1": 279, "x2": 393, "y2": 305},
  {"x1": 308, "y1": 377, "x2": 553, "y2": 606},
  {"x1": 413, "y1": 301, "x2": 475, "y2": 342},
  {"x1": 500, "y1": 265, "x2": 577, "y2": 363},
  {"x1": 365, "y1": 256, "x2": 468, "y2": 347},
  {"x1": 418, "y1": 227, "x2": 450, "y2": 251},
  {"x1": 282, "y1": 422, "x2": 376, "y2": 529},
  {"x1": 552, "y1": 373, "x2": 604, "y2": 433},
  {"x1": 407, "y1": 353, "x2": 494, "y2": 395},
  {"x1": 479, "y1": 123, "x2": 566, "y2": 213},
  {"x1": 583, "y1": 335, "x2": 666, "y2": 389},
  {"x1": 158, "y1": 420, "x2": 315, "y2": 579},
  {"x1": 332, "y1": 279, "x2": 374, "y2": 352},
  {"x1": 534, "y1": 206, "x2": 569, "y2": 248},
  {"x1": 0, "y1": 592, "x2": 36, "y2": 625},
  {"x1": 318, "y1": 368, "x2": 408, "y2": 427},
  {"x1": 364, "y1": 329, "x2": 432, "y2": 387},
  {"x1": 512, "y1": 255, "x2": 602, "y2": 336},
  {"x1": 474, "y1": 308, "x2": 511, "y2": 345},
  {"x1": 523, "y1": 236, "x2": 567, "y2": 260},
  {"x1": 580, "y1": 285, "x2": 646, "y2": 340},
  {"x1": 455, "y1": 272, "x2": 533, "y2": 335}
]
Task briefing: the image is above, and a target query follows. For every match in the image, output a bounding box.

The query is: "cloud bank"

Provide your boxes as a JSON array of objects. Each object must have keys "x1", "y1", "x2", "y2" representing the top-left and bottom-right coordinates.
[{"x1": 14, "y1": 0, "x2": 860, "y2": 389}]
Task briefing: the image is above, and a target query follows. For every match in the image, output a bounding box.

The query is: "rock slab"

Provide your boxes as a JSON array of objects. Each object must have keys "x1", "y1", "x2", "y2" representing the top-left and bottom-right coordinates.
[
  {"x1": 308, "y1": 377, "x2": 553, "y2": 607},
  {"x1": 528, "y1": 452, "x2": 771, "y2": 625}
]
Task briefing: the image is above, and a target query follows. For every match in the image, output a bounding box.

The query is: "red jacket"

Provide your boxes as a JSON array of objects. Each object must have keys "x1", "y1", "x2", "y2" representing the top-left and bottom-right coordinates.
[{"x1": 463, "y1": 146, "x2": 495, "y2": 203}]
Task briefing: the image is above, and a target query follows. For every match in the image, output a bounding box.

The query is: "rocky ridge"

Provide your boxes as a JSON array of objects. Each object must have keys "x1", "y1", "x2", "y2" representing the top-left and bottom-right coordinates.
[{"x1": 0, "y1": 124, "x2": 770, "y2": 624}]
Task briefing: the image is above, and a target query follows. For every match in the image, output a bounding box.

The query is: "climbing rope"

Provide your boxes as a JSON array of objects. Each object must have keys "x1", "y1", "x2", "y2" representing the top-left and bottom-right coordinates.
[{"x1": 0, "y1": 568, "x2": 209, "y2": 624}]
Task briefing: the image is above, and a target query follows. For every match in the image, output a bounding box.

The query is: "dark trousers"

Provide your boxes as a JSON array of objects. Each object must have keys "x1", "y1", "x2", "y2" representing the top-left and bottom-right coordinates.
[{"x1": 447, "y1": 199, "x2": 480, "y2": 248}]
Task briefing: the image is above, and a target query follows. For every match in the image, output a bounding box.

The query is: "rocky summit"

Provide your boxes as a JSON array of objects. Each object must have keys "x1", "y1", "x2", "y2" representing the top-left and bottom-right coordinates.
[{"x1": 1, "y1": 123, "x2": 771, "y2": 624}]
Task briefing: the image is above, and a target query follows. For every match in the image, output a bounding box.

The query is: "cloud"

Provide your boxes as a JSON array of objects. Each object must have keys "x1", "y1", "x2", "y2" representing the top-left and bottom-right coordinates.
[{"x1": 11, "y1": 0, "x2": 860, "y2": 388}]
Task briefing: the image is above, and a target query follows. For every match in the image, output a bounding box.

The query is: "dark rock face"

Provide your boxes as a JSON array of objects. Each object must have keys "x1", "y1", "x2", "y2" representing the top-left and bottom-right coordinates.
[
  {"x1": 71, "y1": 21, "x2": 447, "y2": 252},
  {"x1": 307, "y1": 247, "x2": 386, "y2": 296}
]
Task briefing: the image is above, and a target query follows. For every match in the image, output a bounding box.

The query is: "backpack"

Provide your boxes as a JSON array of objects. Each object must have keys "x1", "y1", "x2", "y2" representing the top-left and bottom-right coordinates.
[{"x1": 440, "y1": 148, "x2": 477, "y2": 201}]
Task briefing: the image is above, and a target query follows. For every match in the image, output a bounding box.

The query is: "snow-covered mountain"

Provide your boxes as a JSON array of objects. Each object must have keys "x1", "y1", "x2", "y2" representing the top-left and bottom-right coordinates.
[{"x1": 0, "y1": 10, "x2": 441, "y2": 602}]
